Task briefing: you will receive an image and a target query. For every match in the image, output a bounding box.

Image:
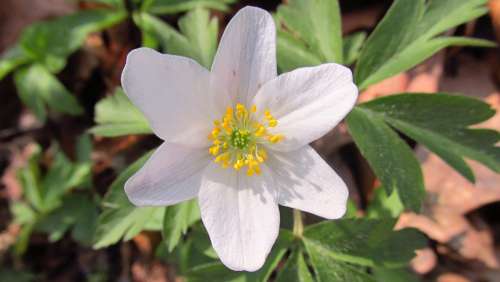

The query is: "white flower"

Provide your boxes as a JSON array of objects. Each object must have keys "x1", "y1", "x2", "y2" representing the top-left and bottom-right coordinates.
[{"x1": 121, "y1": 6, "x2": 358, "y2": 271}]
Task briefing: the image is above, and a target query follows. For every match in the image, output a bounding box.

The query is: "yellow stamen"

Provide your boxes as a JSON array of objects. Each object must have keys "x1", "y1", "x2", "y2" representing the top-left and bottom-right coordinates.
[{"x1": 208, "y1": 103, "x2": 284, "y2": 176}]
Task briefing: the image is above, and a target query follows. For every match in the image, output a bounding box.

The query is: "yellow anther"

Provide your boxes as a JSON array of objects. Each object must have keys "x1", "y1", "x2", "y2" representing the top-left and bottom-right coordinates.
[
  {"x1": 251, "y1": 105, "x2": 257, "y2": 112},
  {"x1": 255, "y1": 125, "x2": 266, "y2": 137},
  {"x1": 268, "y1": 119, "x2": 278, "y2": 127},
  {"x1": 209, "y1": 145, "x2": 220, "y2": 156},
  {"x1": 269, "y1": 135, "x2": 284, "y2": 143},
  {"x1": 258, "y1": 149, "x2": 267, "y2": 160},
  {"x1": 264, "y1": 109, "x2": 271, "y2": 118}
]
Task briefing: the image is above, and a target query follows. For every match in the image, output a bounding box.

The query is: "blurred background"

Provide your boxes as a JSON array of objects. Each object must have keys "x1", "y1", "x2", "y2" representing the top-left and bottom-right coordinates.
[{"x1": 0, "y1": 0, "x2": 499, "y2": 281}]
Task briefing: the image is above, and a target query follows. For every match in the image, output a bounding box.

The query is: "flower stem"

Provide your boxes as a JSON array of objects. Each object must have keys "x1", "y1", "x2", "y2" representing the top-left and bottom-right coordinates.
[{"x1": 293, "y1": 209, "x2": 304, "y2": 238}]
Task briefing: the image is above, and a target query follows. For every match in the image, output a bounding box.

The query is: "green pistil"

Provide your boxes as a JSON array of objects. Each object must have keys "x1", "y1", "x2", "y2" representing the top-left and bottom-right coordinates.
[{"x1": 230, "y1": 129, "x2": 250, "y2": 150}]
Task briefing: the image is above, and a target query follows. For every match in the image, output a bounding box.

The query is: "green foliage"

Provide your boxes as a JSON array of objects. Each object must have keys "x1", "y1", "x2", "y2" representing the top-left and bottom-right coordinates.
[
  {"x1": 342, "y1": 32, "x2": 367, "y2": 66},
  {"x1": 93, "y1": 151, "x2": 164, "y2": 248},
  {"x1": 347, "y1": 107, "x2": 425, "y2": 211},
  {"x1": 358, "y1": 94, "x2": 500, "y2": 182},
  {"x1": 278, "y1": 0, "x2": 343, "y2": 62},
  {"x1": 0, "y1": 45, "x2": 31, "y2": 80},
  {"x1": 0, "y1": 7, "x2": 127, "y2": 123},
  {"x1": 14, "y1": 64, "x2": 83, "y2": 123},
  {"x1": 303, "y1": 219, "x2": 426, "y2": 269},
  {"x1": 0, "y1": 269, "x2": 35, "y2": 282},
  {"x1": 20, "y1": 9, "x2": 126, "y2": 72},
  {"x1": 91, "y1": 88, "x2": 152, "y2": 137},
  {"x1": 275, "y1": 249, "x2": 314, "y2": 282},
  {"x1": 163, "y1": 199, "x2": 201, "y2": 251},
  {"x1": 144, "y1": 0, "x2": 236, "y2": 14},
  {"x1": 367, "y1": 188, "x2": 405, "y2": 219},
  {"x1": 134, "y1": 8, "x2": 218, "y2": 68},
  {"x1": 11, "y1": 135, "x2": 95, "y2": 254},
  {"x1": 276, "y1": 0, "x2": 342, "y2": 72},
  {"x1": 78, "y1": 0, "x2": 124, "y2": 8},
  {"x1": 355, "y1": 0, "x2": 494, "y2": 89}
]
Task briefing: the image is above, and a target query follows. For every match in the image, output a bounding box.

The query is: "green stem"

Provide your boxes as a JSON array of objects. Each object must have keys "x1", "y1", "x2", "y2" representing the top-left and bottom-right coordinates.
[{"x1": 293, "y1": 209, "x2": 304, "y2": 238}]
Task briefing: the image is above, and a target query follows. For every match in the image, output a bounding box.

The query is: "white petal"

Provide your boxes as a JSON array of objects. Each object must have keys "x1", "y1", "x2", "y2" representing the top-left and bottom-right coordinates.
[
  {"x1": 268, "y1": 146, "x2": 348, "y2": 219},
  {"x1": 199, "y1": 163, "x2": 280, "y2": 271},
  {"x1": 253, "y1": 63, "x2": 358, "y2": 152},
  {"x1": 211, "y1": 6, "x2": 277, "y2": 109},
  {"x1": 125, "y1": 142, "x2": 210, "y2": 206},
  {"x1": 121, "y1": 47, "x2": 216, "y2": 148}
]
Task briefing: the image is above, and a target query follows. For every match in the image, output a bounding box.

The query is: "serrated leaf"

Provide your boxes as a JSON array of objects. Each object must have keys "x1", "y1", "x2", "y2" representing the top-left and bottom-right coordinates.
[
  {"x1": 20, "y1": 9, "x2": 126, "y2": 72},
  {"x1": 347, "y1": 107, "x2": 425, "y2": 211},
  {"x1": 303, "y1": 219, "x2": 426, "y2": 269},
  {"x1": 307, "y1": 254, "x2": 375, "y2": 282},
  {"x1": 93, "y1": 151, "x2": 165, "y2": 248},
  {"x1": 14, "y1": 64, "x2": 83, "y2": 123},
  {"x1": 355, "y1": 0, "x2": 493, "y2": 89},
  {"x1": 277, "y1": 0, "x2": 343, "y2": 64},
  {"x1": 359, "y1": 94, "x2": 500, "y2": 182},
  {"x1": 0, "y1": 45, "x2": 31, "y2": 80},
  {"x1": 163, "y1": 199, "x2": 201, "y2": 251},
  {"x1": 147, "y1": 0, "x2": 235, "y2": 14},
  {"x1": 134, "y1": 10, "x2": 218, "y2": 68},
  {"x1": 90, "y1": 87, "x2": 152, "y2": 137},
  {"x1": 275, "y1": 249, "x2": 313, "y2": 282}
]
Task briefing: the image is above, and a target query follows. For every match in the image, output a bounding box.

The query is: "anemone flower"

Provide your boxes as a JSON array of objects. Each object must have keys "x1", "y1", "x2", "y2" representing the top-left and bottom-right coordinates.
[{"x1": 121, "y1": 6, "x2": 358, "y2": 271}]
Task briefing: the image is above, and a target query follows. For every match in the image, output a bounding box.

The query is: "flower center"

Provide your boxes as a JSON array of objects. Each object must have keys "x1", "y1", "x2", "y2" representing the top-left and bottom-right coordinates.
[{"x1": 208, "y1": 103, "x2": 284, "y2": 176}]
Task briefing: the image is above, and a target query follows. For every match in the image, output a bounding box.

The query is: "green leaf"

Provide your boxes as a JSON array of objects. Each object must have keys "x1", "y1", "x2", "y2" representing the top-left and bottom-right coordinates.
[
  {"x1": 93, "y1": 151, "x2": 165, "y2": 248},
  {"x1": 147, "y1": 0, "x2": 235, "y2": 14},
  {"x1": 355, "y1": 0, "x2": 493, "y2": 89},
  {"x1": 343, "y1": 32, "x2": 367, "y2": 65},
  {"x1": 367, "y1": 188, "x2": 405, "y2": 219},
  {"x1": 246, "y1": 230, "x2": 294, "y2": 282},
  {"x1": 79, "y1": 0, "x2": 125, "y2": 8},
  {"x1": 275, "y1": 249, "x2": 313, "y2": 282},
  {"x1": 0, "y1": 45, "x2": 31, "y2": 80},
  {"x1": 277, "y1": 0, "x2": 343, "y2": 64},
  {"x1": 37, "y1": 194, "x2": 98, "y2": 245},
  {"x1": 303, "y1": 219, "x2": 427, "y2": 269},
  {"x1": 0, "y1": 269, "x2": 35, "y2": 282},
  {"x1": 163, "y1": 199, "x2": 201, "y2": 251},
  {"x1": 14, "y1": 223, "x2": 35, "y2": 256},
  {"x1": 373, "y1": 267, "x2": 420, "y2": 282},
  {"x1": 347, "y1": 107, "x2": 425, "y2": 211},
  {"x1": 17, "y1": 145, "x2": 44, "y2": 211},
  {"x1": 359, "y1": 94, "x2": 500, "y2": 182},
  {"x1": 90, "y1": 87, "x2": 152, "y2": 137},
  {"x1": 184, "y1": 262, "x2": 246, "y2": 282},
  {"x1": 41, "y1": 146, "x2": 91, "y2": 210},
  {"x1": 20, "y1": 9, "x2": 126, "y2": 72},
  {"x1": 134, "y1": 10, "x2": 218, "y2": 68},
  {"x1": 10, "y1": 202, "x2": 36, "y2": 225},
  {"x1": 307, "y1": 254, "x2": 375, "y2": 282},
  {"x1": 14, "y1": 64, "x2": 83, "y2": 123},
  {"x1": 276, "y1": 31, "x2": 322, "y2": 73},
  {"x1": 178, "y1": 8, "x2": 218, "y2": 68}
]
